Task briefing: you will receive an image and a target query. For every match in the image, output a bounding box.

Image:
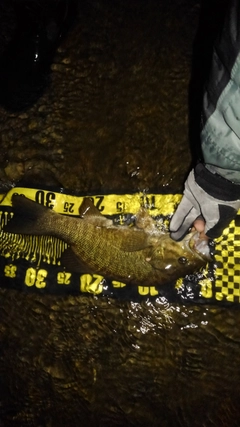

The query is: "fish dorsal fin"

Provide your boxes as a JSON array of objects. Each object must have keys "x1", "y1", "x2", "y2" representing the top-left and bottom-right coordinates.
[
  {"x1": 135, "y1": 208, "x2": 157, "y2": 232},
  {"x1": 135, "y1": 208, "x2": 165, "y2": 240},
  {"x1": 79, "y1": 198, "x2": 113, "y2": 227},
  {"x1": 79, "y1": 198, "x2": 102, "y2": 218}
]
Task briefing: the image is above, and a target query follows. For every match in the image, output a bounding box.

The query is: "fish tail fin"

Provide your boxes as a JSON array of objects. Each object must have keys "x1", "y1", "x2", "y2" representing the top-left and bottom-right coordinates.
[{"x1": 4, "y1": 195, "x2": 54, "y2": 235}]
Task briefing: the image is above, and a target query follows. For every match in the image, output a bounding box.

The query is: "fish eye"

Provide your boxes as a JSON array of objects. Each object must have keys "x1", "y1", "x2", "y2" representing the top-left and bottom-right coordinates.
[{"x1": 178, "y1": 256, "x2": 188, "y2": 265}]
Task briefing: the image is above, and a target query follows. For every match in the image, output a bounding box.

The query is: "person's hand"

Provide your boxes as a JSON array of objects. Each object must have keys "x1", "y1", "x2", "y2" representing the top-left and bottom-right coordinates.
[{"x1": 170, "y1": 164, "x2": 240, "y2": 241}]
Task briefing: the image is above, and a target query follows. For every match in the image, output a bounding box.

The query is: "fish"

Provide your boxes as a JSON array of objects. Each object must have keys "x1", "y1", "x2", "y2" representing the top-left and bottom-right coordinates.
[{"x1": 4, "y1": 195, "x2": 211, "y2": 286}]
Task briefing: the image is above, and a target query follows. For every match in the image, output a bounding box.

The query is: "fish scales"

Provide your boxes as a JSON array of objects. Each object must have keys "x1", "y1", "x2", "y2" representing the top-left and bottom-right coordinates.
[{"x1": 48, "y1": 214, "x2": 155, "y2": 282}]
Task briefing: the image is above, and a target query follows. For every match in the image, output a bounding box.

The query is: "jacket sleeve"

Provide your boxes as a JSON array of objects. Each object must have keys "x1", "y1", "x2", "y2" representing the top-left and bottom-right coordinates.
[{"x1": 201, "y1": 0, "x2": 240, "y2": 183}]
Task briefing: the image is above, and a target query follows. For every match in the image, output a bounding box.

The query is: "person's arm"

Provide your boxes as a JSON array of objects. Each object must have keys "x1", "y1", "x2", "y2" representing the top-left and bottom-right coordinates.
[{"x1": 170, "y1": 0, "x2": 240, "y2": 241}]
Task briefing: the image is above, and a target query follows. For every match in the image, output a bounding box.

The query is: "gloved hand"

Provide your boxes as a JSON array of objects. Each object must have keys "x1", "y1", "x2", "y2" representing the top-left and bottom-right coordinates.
[{"x1": 170, "y1": 164, "x2": 240, "y2": 241}]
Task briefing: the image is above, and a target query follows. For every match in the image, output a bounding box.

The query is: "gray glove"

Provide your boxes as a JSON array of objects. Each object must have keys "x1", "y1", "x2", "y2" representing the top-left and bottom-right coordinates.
[{"x1": 170, "y1": 164, "x2": 240, "y2": 241}]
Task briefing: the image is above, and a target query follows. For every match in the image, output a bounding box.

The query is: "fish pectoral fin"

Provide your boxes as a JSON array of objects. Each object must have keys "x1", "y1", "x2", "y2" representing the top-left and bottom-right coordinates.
[
  {"x1": 145, "y1": 248, "x2": 164, "y2": 270},
  {"x1": 61, "y1": 247, "x2": 93, "y2": 273},
  {"x1": 147, "y1": 258, "x2": 163, "y2": 270},
  {"x1": 118, "y1": 230, "x2": 152, "y2": 252},
  {"x1": 135, "y1": 207, "x2": 157, "y2": 232}
]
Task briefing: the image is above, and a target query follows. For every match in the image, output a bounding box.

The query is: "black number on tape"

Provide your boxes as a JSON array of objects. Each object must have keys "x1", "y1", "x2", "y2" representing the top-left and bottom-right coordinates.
[{"x1": 35, "y1": 191, "x2": 56, "y2": 209}]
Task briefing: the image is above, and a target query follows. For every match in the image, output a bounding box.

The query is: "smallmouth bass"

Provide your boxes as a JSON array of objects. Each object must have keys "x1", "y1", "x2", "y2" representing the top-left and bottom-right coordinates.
[{"x1": 4, "y1": 195, "x2": 211, "y2": 286}]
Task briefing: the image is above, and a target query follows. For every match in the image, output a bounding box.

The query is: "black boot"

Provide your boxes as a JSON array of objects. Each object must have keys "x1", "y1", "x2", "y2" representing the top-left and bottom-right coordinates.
[{"x1": 0, "y1": 0, "x2": 78, "y2": 112}]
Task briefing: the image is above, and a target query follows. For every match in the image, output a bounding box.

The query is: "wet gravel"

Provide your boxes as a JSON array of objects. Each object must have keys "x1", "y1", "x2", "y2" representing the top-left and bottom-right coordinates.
[{"x1": 0, "y1": 0, "x2": 200, "y2": 192}]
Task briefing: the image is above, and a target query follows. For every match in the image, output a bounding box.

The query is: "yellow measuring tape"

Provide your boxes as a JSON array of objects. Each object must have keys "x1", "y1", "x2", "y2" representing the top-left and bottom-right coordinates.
[
  {"x1": 213, "y1": 219, "x2": 240, "y2": 303},
  {"x1": 0, "y1": 186, "x2": 239, "y2": 304}
]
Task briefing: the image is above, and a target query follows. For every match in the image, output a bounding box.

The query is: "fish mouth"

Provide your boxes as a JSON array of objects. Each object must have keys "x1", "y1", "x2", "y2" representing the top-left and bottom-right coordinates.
[{"x1": 187, "y1": 232, "x2": 211, "y2": 260}]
